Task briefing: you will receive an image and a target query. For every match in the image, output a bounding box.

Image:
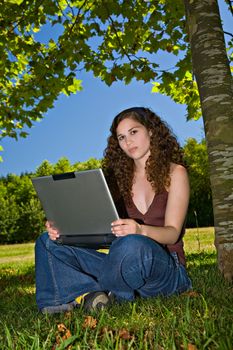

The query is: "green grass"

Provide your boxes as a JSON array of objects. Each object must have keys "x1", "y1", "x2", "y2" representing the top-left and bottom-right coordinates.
[{"x1": 0, "y1": 228, "x2": 232, "y2": 350}]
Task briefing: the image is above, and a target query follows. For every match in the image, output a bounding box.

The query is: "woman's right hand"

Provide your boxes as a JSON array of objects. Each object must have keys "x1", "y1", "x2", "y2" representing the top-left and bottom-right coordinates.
[{"x1": 46, "y1": 221, "x2": 60, "y2": 241}]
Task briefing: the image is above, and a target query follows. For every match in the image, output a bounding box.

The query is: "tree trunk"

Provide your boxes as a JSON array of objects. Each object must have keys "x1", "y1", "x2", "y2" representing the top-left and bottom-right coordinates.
[{"x1": 183, "y1": 0, "x2": 233, "y2": 281}]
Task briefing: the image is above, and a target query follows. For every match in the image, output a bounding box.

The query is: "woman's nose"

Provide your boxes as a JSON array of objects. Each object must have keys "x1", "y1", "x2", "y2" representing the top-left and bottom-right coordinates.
[{"x1": 126, "y1": 137, "x2": 132, "y2": 145}]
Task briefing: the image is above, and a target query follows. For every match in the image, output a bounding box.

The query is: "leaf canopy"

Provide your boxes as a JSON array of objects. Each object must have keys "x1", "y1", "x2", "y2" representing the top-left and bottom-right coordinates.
[{"x1": 0, "y1": 0, "x2": 231, "y2": 143}]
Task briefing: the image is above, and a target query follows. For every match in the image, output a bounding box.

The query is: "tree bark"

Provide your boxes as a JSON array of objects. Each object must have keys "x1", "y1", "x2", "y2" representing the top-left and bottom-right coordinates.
[{"x1": 183, "y1": 0, "x2": 233, "y2": 280}]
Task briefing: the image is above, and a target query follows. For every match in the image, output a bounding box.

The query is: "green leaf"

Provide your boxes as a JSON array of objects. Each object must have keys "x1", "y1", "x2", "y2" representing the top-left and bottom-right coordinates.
[
  {"x1": 67, "y1": 78, "x2": 83, "y2": 93},
  {"x1": 19, "y1": 132, "x2": 29, "y2": 138},
  {"x1": 32, "y1": 27, "x2": 41, "y2": 33},
  {"x1": 151, "y1": 82, "x2": 160, "y2": 93},
  {"x1": 7, "y1": 0, "x2": 24, "y2": 4}
]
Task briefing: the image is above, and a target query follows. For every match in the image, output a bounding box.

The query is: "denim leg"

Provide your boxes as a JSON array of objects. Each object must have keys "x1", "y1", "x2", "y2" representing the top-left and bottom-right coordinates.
[
  {"x1": 99, "y1": 234, "x2": 192, "y2": 301},
  {"x1": 35, "y1": 232, "x2": 106, "y2": 309}
]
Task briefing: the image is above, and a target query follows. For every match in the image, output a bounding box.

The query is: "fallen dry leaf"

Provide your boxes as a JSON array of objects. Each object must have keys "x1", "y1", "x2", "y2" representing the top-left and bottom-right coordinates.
[
  {"x1": 62, "y1": 329, "x2": 72, "y2": 340},
  {"x1": 182, "y1": 290, "x2": 200, "y2": 297},
  {"x1": 180, "y1": 343, "x2": 198, "y2": 350},
  {"x1": 57, "y1": 323, "x2": 72, "y2": 339},
  {"x1": 118, "y1": 328, "x2": 132, "y2": 340},
  {"x1": 57, "y1": 323, "x2": 67, "y2": 333},
  {"x1": 52, "y1": 323, "x2": 72, "y2": 349},
  {"x1": 82, "y1": 315, "x2": 97, "y2": 329}
]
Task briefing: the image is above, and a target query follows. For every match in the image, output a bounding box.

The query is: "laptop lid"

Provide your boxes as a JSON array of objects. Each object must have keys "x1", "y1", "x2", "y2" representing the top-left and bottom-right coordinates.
[{"x1": 32, "y1": 169, "x2": 119, "y2": 244}]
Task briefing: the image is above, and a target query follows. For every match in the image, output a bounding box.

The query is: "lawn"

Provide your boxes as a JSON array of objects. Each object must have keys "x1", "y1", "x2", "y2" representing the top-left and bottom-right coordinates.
[{"x1": 0, "y1": 228, "x2": 232, "y2": 350}]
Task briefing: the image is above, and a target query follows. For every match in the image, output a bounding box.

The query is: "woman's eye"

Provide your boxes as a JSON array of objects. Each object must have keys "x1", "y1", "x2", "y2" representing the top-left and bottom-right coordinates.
[
  {"x1": 118, "y1": 136, "x2": 124, "y2": 142},
  {"x1": 130, "y1": 130, "x2": 137, "y2": 135}
]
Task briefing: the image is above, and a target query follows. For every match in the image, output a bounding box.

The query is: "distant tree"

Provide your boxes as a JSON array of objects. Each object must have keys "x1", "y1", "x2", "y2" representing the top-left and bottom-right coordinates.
[
  {"x1": 0, "y1": 174, "x2": 45, "y2": 242},
  {"x1": 53, "y1": 157, "x2": 73, "y2": 174},
  {"x1": 35, "y1": 160, "x2": 54, "y2": 177},
  {"x1": 0, "y1": 181, "x2": 19, "y2": 243},
  {"x1": 73, "y1": 158, "x2": 102, "y2": 171},
  {"x1": 0, "y1": 196, "x2": 19, "y2": 243},
  {"x1": 16, "y1": 197, "x2": 45, "y2": 242},
  {"x1": 184, "y1": 138, "x2": 213, "y2": 228}
]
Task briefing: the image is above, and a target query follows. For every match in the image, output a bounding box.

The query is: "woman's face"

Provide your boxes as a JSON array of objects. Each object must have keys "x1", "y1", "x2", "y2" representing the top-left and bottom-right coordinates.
[{"x1": 116, "y1": 117, "x2": 151, "y2": 162}]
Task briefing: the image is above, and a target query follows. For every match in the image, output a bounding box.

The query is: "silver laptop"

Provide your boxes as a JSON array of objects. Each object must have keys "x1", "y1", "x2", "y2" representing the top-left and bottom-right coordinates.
[{"x1": 32, "y1": 169, "x2": 119, "y2": 248}]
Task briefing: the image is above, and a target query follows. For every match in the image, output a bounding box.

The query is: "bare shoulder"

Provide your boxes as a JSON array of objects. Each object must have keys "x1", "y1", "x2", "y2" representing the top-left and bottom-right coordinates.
[
  {"x1": 170, "y1": 163, "x2": 189, "y2": 189},
  {"x1": 165, "y1": 163, "x2": 189, "y2": 193},
  {"x1": 170, "y1": 163, "x2": 188, "y2": 180},
  {"x1": 168, "y1": 163, "x2": 189, "y2": 197}
]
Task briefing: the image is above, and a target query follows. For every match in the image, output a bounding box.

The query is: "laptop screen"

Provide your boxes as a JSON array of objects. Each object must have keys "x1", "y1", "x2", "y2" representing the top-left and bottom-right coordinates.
[{"x1": 32, "y1": 169, "x2": 119, "y2": 240}]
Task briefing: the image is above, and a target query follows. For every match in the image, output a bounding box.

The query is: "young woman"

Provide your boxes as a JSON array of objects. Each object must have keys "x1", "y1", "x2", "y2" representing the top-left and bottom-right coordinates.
[{"x1": 35, "y1": 107, "x2": 192, "y2": 314}]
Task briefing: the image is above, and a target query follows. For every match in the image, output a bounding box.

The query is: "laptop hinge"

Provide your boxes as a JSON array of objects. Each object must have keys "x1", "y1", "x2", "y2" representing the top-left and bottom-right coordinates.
[{"x1": 52, "y1": 172, "x2": 75, "y2": 181}]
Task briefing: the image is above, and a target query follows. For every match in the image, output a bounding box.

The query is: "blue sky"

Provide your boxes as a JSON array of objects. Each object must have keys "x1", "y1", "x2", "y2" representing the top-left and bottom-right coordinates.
[{"x1": 0, "y1": 0, "x2": 231, "y2": 176}]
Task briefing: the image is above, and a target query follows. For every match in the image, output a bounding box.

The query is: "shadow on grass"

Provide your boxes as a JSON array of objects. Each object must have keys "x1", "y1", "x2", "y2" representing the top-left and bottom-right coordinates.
[
  {"x1": 0, "y1": 265, "x2": 35, "y2": 289},
  {"x1": 0, "y1": 251, "x2": 230, "y2": 315},
  {"x1": 186, "y1": 251, "x2": 233, "y2": 307},
  {"x1": 0, "y1": 251, "x2": 233, "y2": 349},
  {"x1": 0, "y1": 253, "x2": 232, "y2": 314},
  {"x1": 0, "y1": 265, "x2": 38, "y2": 321}
]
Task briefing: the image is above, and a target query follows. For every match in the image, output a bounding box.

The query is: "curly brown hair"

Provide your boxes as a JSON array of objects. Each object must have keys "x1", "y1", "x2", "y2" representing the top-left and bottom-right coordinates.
[{"x1": 102, "y1": 107, "x2": 184, "y2": 205}]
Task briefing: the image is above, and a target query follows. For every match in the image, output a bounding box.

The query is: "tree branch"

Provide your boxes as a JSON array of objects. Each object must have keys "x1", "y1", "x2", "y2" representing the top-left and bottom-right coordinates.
[
  {"x1": 224, "y1": 30, "x2": 233, "y2": 38},
  {"x1": 103, "y1": 3, "x2": 137, "y2": 68},
  {"x1": 225, "y1": 0, "x2": 233, "y2": 16}
]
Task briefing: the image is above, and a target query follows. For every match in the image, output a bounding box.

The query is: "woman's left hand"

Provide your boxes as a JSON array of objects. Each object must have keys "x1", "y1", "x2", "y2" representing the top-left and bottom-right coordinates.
[{"x1": 111, "y1": 219, "x2": 142, "y2": 237}]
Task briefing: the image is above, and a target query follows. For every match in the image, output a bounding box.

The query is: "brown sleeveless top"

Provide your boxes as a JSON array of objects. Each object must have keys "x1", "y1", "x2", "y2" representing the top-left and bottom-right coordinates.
[{"x1": 125, "y1": 191, "x2": 186, "y2": 266}]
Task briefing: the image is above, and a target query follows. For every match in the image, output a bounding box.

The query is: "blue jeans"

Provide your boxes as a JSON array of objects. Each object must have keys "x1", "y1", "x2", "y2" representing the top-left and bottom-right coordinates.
[{"x1": 35, "y1": 233, "x2": 192, "y2": 310}]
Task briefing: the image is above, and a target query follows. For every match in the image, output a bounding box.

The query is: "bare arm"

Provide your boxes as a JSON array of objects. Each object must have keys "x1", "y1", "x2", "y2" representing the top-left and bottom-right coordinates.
[{"x1": 111, "y1": 165, "x2": 190, "y2": 245}]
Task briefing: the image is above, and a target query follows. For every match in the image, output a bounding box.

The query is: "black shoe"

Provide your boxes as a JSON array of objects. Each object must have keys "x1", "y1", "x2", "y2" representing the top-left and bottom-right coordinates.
[
  {"x1": 107, "y1": 291, "x2": 115, "y2": 304},
  {"x1": 84, "y1": 291, "x2": 110, "y2": 312}
]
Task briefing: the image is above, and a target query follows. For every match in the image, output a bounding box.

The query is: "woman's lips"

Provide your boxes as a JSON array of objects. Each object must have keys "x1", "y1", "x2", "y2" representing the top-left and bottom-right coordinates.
[{"x1": 128, "y1": 147, "x2": 137, "y2": 154}]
